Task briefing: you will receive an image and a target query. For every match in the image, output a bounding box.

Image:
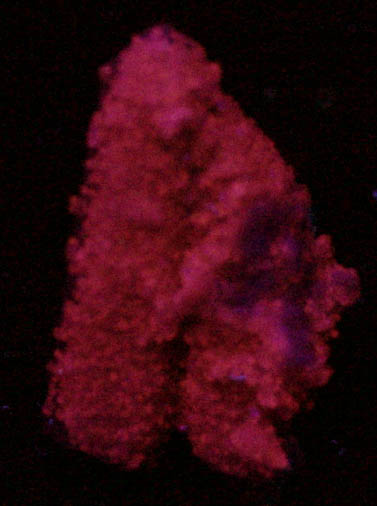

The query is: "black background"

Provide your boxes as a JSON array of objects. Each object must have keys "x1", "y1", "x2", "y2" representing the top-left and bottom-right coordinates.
[{"x1": 2, "y1": 1, "x2": 376, "y2": 505}]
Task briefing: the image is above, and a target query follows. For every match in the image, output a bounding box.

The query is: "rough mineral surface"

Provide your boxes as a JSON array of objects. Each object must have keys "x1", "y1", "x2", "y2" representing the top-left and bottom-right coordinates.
[{"x1": 43, "y1": 25, "x2": 360, "y2": 478}]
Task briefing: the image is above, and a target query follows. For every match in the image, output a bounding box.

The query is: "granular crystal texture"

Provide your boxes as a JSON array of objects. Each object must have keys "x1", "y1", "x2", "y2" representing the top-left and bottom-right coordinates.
[{"x1": 43, "y1": 25, "x2": 360, "y2": 478}]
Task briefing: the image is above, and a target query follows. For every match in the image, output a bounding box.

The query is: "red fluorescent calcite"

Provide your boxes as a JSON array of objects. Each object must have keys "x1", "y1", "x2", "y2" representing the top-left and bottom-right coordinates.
[{"x1": 43, "y1": 25, "x2": 360, "y2": 478}]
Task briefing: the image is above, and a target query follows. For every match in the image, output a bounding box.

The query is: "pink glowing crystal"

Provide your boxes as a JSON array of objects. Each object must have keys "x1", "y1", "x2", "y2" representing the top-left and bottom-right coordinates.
[{"x1": 43, "y1": 25, "x2": 360, "y2": 478}]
